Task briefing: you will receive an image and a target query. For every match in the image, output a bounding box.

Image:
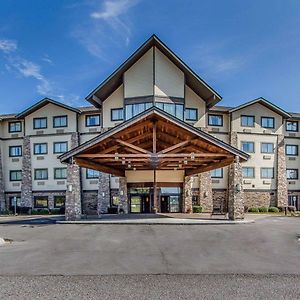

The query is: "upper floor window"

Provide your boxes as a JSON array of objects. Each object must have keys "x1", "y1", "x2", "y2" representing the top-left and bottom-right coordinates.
[
  {"x1": 286, "y1": 121, "x2": 298, "y2": 132},
  {"x1": 34, "y1": 143, "x2": 47, "y2": 155},
  {"x1": 34, "y1": 168, "x2": 48, "y2": 180},
  {"x1": 86, "y1": 168, "x2": 100, "y2": 179},
  {"x1": 261, "y1": 117, "x2": 275, "y2": 129},
  {"x1": 9, "y1": 146, "x2": 22, "y2": 157},
  {"x1": 208, "y1": 114, "x2": 223, "y2": 126},
  {"x1": 242, "y1": 167, "x2": 255, "y2": 178},
  {"x1": 261, "y1": 143, "x2": 274, "y2": 153},
  {"x1": 286, "y1": 144, "x2": 298, "y2": 156},
  {"x1": 54, "y1": 168, "x2": 67, "y2": 179},
  {"x1": 9, "y1": 121, "x2": 22, "y2": 133},
  {"x1": 33, "y1": 117, "x2": 47, "y2": 129},
  {"x1": 287, "y1": 169, "x2": 298, "y2": 180},
  {"x1": 241, "y1": 115, "x2": 255, "y2": 127},
  {"x1": 211, "y1": 168, "x2": 223, "y2": 178},
  {"x1": 155, "y1": 102, "x2": 183, "y2": 120},
  {"x1": 86, "y1": 114, "x2": 100, "y2": 127},
  {"x1": 185, "y1": 108, "x2": 198, "y2": 121},
  {"x1": 241, "y1": 141, "x2": 255, "y2": 153},
  {"x1": 53, "y1": 115, "x2": 68, "y2": 128},
  {"x1": 125, "y1": 103, "x2": 152, "y2": 120},
  {"x1": 10, "y1": 170, "x2": 22, "y2": 181},
  {"x1": 111, "y1": 108, "x2": 124, "y2": 121},
  {"x1": 261, "y1": 167, "x2": 274, "y2": 179},
  {"x1": 53, "y1": 142, "x2": 68, "y2": 154}
]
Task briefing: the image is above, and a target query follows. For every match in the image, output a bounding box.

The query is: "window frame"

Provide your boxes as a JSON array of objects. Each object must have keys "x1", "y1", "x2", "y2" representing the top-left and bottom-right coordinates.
[
  {"x1": 260, "y1": 167, "x2": 274, "y2": 179},
  {"x1": 33, "y1": 117, "x2": 47, "y2": 129},
  {"x1": 242, "y1": 167, "x2": 255, "y2": 178},
  {"x1": 261, "y1": 142, "x2": 274, "y2": 154},
  {"x1": 286, "y1": 169, "x2": 299, "y2": 180},
  {"x1": 33, "y1": 143, "x2": 48, "y2": 155},
  {"x1": 53, "y1": 115, "x2": 68, "y2": 128},
  {"x1": 286, "y1": 144, "x2": 298, "y2": 156},
  {"x1": 8, "y1": 121, "x2": 22, "y2": 133},
  {"x1": 34, "y1": 196, "x2": 48, "y2": 208},
  {"x1": 54, "y1": 167, "x2": 67, "y2": 180},
  {"x1": 241, "y1": 141, "x2": 255, "y2": 153},
  {"x1": 85, "y1": 114, "x2": 101, "y2": 127},
  {"x1": 208, "y1": 114, "x2": 223, "y2": 127},
  {"x1": 34, "y1": 168, "x2": 48, "y2": 180},
  {"x1": 86, "y1": 168, "x2": 100, "y2": 179},
  {"x1": 211, "y1": 168, "x2": 223, "y2": 178},
  {"x1": 286, "y1": 120, "x2": 298, "y2": 132},
  {"x1": 241, "y1": 115, "x2": 255, "y2": 127},
  {"x1": 53, "y1": 142, "x2": 68, "y2": 154},
  {"x1": 9, "y1": 170, "x2": 22, "y2": 181},
  {"x1": 9, "y1": 145, "x2": 22, "y2": 157},
  {"x1": 111, "y1": 108, "x2": 124, "y2": 121},
  {"x1": 261, "y1": 116, "x2": 275, "y2": 129},
  {"x1": 185, "y1": 108, "x2": 198, "y2": 121}
]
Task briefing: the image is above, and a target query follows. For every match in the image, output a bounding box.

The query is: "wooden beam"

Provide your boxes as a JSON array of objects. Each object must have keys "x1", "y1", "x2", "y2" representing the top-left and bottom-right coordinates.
[
  {"x1": 114, "y1": 138, "x2": 151, "y2": 154},
  {"x1": 78, "y1": 154, "x2": 152, "y2": 158},
  {"x1": 158, "y1": 140, "x2": 191, "y2": 154},
  {"x1": 158, "y1": 153, "x2": 232, "y2": 158}
]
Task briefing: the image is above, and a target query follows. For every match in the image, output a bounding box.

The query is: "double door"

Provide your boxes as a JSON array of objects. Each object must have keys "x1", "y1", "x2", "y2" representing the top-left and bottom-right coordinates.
[
  {"x1": 160, "y1": 195, "x2": 180, "y2": 213},
  {"x1": 130, "y1": 195, "x2": 151, "y2": 213}
]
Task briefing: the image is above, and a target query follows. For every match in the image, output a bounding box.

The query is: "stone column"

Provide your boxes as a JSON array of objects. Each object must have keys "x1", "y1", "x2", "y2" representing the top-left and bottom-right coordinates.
[
  {"x1": 228, "y1": 157, "x2": 244, "y2": 220},
  {"x1": 21, "y1": 136, "x2": 33, "y2": 209},
  {"x1": 65, "y1": 133, "x2": 82, "y2": 221},
  {"x1": 183, "y1": 176, "x2": 193, "y2": 213},
  {"x1": 199, "y1": 172, "x2": 213, "y2": 212},
  {"x1": 119, "y1": 177, "x2": 128, "y2": 213},
  {"x1": 276, "y1": 134, "x2": 288, "y2": 208},
  {"x1": 0, "y1": 141, "x2": 5, "y2": 212},
  {"x1": 97, "y1": 172, "x2": 110, "y2": 214}
]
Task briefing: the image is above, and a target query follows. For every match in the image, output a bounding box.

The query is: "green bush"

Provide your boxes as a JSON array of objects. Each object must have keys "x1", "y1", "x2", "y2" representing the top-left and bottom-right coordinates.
[
  {"x1": 193, "y1": 206, "x2": 202, "y2": 213},
  {"x1": 32, "y1": 209, "x2": 49, "y2": 215},
  {"x1": 248, "y1": 207, "x2": 259, "y2": 213},
  {"x1": 1, "y1": 209, "x2": 12, "y2": 215},
  {"x1": 258, "y1": 206, "x2": 268, "y2": 213},
  {"x1": 50, "y1": 209, "x2": 61, "y2": 215},
  {"x1": 268, "y1": 207, "x2": 279, "y2": 213}
]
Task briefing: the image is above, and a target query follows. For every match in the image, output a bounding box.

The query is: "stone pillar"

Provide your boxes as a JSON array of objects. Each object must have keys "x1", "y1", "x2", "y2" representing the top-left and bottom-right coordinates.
[
  {"x1": 97, "y1": 172, "x2": 110, "y2": 214},
  {"x1": 276, "y1": 134, "x2": 288, "y2": 208},
  {"x1": 21, "y1": 136, "x2": 33, "y2": 209},
  {"x1": 228, "y1": 157, "x2": 244, "y2": 220},
  {"x1": 0, "y1": 141, "x2": 5, "y2": 212},
  {"x1": 119, "y1": 177, "x2": 128, "y2": 213},
  {"x1": 183, "y1": 176, "x2": 193, "y2": 213},
  {"x1": 65, "y1": 133, "x2": 82, "y2": 221},
  {"x1": 199, "y1": 172, "x2": 213, "y2": 212}
]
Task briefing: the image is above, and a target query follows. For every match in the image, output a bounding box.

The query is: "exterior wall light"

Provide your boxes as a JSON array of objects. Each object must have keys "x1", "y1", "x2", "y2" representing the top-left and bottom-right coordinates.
[
  {"x1": 236, "y1": 183, "x2": 241, "y2": 192},
  {"x1": 114, "y1": 153, "x2": 119, "y2": 160},
  {"x1": 204, "y1": 191, "x2": 208, "y2": 198},
  {"x1": 68, "y1": 184, "x2": 73, "y2": 192},
  {"x1": 102, "y1": 192, "x2": 105, "y2": 197}
]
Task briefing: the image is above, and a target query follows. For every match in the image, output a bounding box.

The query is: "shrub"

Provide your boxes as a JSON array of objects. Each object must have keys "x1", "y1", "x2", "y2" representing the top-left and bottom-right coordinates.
[
  {"x1": 248, "y1": 207, "x2": 259, "y2": 213},
  {"x1": 268, "y1": 207, "x2": 279, "y2": 213},
  {"x1": 1, "y1": 209, "x2": 12, "y2": 215},
  {"x1": 258, "y1": 206, "x2": 268, "y2": 213},
  {"x1": 31, "y1": 209, "x2": 49, "y2": 215},
  {"x1": 50, "y1": 209, "x2": 61, "y2": 215},
  {"x1": 193, "y1": 206, "x2": 202, "y2": 213}
]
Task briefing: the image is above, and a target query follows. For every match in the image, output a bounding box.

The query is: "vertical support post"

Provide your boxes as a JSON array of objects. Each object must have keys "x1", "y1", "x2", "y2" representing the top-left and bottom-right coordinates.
[
  {"x1": 97, "y1": 172, "x2": 110, "y2": 216},
  {"x1": 153, "y1": 169, "x2": 158, "y2": 213},
  {"x1": 119, "y1": 177, "x2": 128, "y2": 214},
  {"x1": 183, "y1": 175, "x2": 193, "y2": 213},
  {"x1": 199, "y1": 172, "x2": 213, "y2": 212}
]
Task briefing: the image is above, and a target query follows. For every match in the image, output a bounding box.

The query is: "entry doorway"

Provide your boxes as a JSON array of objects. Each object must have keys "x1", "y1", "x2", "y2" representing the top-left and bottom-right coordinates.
[
  {"x1": 288, "y1": 195, "x2": 298, "y2": 210},
  {"x1": 129, "y1": 187, "x2": 152, "y2": 213},
  {"x1": 159, "y1": 187, "x2": 182, "y2": 213}
]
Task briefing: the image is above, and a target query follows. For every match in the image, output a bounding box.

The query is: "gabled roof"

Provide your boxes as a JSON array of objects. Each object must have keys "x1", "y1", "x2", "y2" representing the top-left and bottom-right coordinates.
[
  {"x1": 86, "y1": 34, "x2": 222, "y2": 109},
  {"x1": 229, "y1": 97, "x2": 291, "y2": 118},
  {"x1": 16, "y1": 98, "x2": 81, "y2": 119}
]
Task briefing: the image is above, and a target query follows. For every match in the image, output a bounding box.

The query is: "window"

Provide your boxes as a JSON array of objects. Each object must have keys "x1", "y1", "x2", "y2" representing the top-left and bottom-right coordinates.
[
  {"x1": 10, "y1": 170, "x2": 22, "y2": 181},
  {"x1": 86, "y1": 114, "x2": 100, "y2": 127},
  {"x1": 34, "y1": 169, "x2": 48, "y2": 180},
  {"x1": 53, "y1": 142, "x2": 68, "y2": 154},
  {"x1": 185, "y1": 108, "x2": 198, "y2": 121},
  {"x1": 34, "y1": 143, "x2": 47, "y2": 155},
  {"x1": 53, "y1": 115, "x2": 68, "y2": 128},
  {"x1": 241, "y1": 115, "x2": 255, "y2": 127},
  {"x1": 111, "y1": 108, "x2": 124, "y2": 121},
  {"x1": 241, "y1": 141, "x2": 255, "y2": 153},
  {"x1": 54, "y1": 168, "x2": 67, "y2": 179},
  {"x1": 211, "y1": 168, "x2": 223, "y2": 178},
  {"x1": 54, "y1": 196, "x2": 65, "y2": 208},
  {"x1": 155, "y1": 102, "x2": 184, "y2": 120},
  {"x1": 286, "y1": 121, "x2": 298, "y2": 132},
  {"x1": 242, "y1": 167, "x2": 255, "y2": 178},
  {"x1": 125, "y1": 103, "x2": 153, "y2": 120},
  {"x1": 9, "y1": 196, "x2": 21, "y2": 209},
  {"x1": 261, "y1": 168, "x2": 274, "y2": 179},
  {"x1": 9, "y1": 146, "x2": 22, "y2": 157},
  {"x1": 287, "y1": 169, "x2": 298, "y2": 180},
  {"x1": 261, "y1": 143, "x2": 274, "y2": 153},
  {"x1": 34, "y1": 196, "x2": 48, "y2": 208},
  {"x1": 261, "y1": 117, "x2": 275, "y2": 129},
  {"x1": 111, "y1": 196, "x2": 120, "y2": 207},
  {"x1": 208, "y1": 114, "x2": 223, "y2": 126},
  {"x1": 86, "y1": 168, "x2": 100, "y2": 179},
  {"x1": 286, "y1": 144, "x2": 298, "y2": 156},
  {"x1": 9, "y1": 121, "x2": 22, "y2": 133},
  {"x1": 33, "y1": 117, "x2": 47, "y2": 129}
]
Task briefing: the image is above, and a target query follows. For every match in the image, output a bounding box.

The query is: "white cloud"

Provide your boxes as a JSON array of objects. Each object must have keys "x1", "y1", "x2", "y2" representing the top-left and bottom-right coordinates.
[{"x1": 0, "y1": 39, "x2": 17, "y2": 53}]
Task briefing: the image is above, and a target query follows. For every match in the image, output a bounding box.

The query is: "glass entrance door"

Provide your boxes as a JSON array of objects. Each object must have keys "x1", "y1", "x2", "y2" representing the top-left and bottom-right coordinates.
[{"x1": 130, "y1": 196, "x2": 141, "y2": 213}]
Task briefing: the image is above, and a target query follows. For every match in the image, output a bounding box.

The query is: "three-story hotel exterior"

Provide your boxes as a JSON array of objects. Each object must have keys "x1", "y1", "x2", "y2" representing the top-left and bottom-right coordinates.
[{"x1": 0, "y1": 35, "x2": 298, "y2": 220}]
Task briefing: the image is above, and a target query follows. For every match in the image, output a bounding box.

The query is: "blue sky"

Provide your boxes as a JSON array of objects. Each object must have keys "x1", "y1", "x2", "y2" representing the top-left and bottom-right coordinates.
[{"x1": 0, "y1": 0, "x2": 300, "y2": 114}]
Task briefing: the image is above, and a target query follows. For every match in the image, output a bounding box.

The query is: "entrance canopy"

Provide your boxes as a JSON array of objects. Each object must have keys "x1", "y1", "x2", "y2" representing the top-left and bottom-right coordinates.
[{"x1": 60, "y1": 107, "x2": 248, "y2": 176}]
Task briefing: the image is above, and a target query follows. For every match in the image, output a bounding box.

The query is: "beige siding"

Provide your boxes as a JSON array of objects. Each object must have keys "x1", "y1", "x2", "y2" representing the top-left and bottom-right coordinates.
[
  {"x1": 285, "y1": 137, "x2": 300, "y2": 190},
  {"x1": 207, "y1": 112, "x2": 229, "y2": 133},
  {"x1": 0, "y1": 119, "x2": 24, "y2": 139},
  {"x1": 126, "y1": 170, "x2": 184, "y2": 183}
]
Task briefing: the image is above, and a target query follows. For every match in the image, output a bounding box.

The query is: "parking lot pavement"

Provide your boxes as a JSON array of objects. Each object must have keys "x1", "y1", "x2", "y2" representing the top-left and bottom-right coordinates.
[{"x1": 0, "y1": 216, "x2": 299, "y2": 276}]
